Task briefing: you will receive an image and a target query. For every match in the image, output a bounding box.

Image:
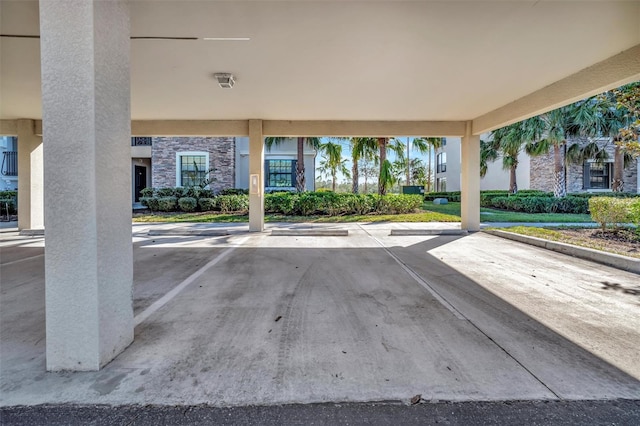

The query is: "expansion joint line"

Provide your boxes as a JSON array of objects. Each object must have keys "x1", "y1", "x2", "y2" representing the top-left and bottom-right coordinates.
[
  {"x1": 134, "y1": 236, "x2": 250, "y2": 327},
  {"x1": 357, "y1": 224, "x2": 562, "y2": 400}
]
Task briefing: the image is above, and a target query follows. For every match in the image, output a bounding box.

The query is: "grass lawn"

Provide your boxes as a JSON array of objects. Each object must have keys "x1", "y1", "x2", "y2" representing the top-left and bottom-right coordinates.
[
  {"x1": 423, "y1": 202, "x2": 593, "y2": 223},
  {"x1": 132, "y1": 210, "x2": 460, "y2": 224}
]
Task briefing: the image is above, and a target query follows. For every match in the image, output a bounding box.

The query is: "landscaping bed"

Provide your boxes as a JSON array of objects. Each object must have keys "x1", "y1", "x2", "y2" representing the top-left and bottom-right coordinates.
[{"x1": 496, "y1": 226, "x2": 640, "y2": 259}]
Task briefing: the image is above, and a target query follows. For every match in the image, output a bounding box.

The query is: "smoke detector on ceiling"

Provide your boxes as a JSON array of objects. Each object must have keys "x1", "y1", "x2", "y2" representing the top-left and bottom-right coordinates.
[{"x1": 214, "y1": 73, "x2": 235, "y2": 88}]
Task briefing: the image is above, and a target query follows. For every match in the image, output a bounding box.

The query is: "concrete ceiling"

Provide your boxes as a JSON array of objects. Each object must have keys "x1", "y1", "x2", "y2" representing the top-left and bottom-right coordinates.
[{"x1": 1, "y1": 0, "x2": 639, "y2": 125}]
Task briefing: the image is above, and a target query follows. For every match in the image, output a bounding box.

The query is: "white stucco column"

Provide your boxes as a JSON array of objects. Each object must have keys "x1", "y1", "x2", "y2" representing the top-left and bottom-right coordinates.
[
  {"x1": 16, "y1": 119, "x2": 43, "y2": 231},
  {"x1": 461, "y1": 122, "x2": 480, "y2": 231},
  {"x1": 40, "y1": 0, "x2": 133, "y2": 371},
  {"x1": 249, "y1": 119, "x2": 264, "y2": 232}
]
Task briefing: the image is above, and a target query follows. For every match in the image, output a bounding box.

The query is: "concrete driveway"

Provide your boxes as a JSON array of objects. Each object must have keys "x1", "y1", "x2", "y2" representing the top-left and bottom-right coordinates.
[{"x1": 1, "y1": 222, "x2": 639, "y2": 406}]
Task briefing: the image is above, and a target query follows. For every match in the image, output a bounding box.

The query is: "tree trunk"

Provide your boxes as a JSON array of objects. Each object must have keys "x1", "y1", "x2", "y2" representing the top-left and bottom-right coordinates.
[
  {"x1": 352, "y1": 158, "x2": 359, "y2": 193},
  {"x1": 509, "y1": 165, "x2": 518, "y2": 194},
  {"x1": 553, "y1": 144, "x2": 566, "y2": 197},
  {"x1": 378, "y1": 137, "x2": 387, "y2": 195},
  {"x1": 363, "y1": 167, "x2": 368, "y2": 193},
  {"x1": 332, "y1": 171, "x2": 336, "y2": 192},
  {"x1": 296, "y1": 137, "x2": 306, "y2": 193},
  {"x1": 612, "y1": 144, "x2": 624, "y2": 192}
]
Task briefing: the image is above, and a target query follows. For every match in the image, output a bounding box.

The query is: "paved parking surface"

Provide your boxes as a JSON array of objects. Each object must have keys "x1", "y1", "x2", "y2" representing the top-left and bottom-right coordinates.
[{"x1": 1, "y1": 223, "x2": 639, "y2": 408}]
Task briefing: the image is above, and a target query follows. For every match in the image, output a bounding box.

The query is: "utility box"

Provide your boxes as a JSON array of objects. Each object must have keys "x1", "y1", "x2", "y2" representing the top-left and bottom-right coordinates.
[{"x1": 402, "y1": 185, "x2": 424, "y2": 195}]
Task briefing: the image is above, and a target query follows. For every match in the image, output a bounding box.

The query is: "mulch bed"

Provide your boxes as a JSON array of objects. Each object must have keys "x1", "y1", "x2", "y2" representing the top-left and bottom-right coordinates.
[{"x1": 555, "y1": 227, "x2": 640, "y2": 258}]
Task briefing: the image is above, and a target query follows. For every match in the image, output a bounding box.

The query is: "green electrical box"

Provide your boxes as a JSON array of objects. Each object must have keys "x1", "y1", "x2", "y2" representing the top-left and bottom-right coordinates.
[{"x1": 401, "y1": 186, "x2": 425, "y2": 195}]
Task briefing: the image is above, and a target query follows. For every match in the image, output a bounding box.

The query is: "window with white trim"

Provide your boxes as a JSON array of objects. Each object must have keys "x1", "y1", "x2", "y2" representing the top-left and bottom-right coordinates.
[
  {"x1": 176, "y1": 152, "x2": 210, "y2": 187},
  {"x1": 436, "y1": 152, "x2": 447, "y2": 173}
]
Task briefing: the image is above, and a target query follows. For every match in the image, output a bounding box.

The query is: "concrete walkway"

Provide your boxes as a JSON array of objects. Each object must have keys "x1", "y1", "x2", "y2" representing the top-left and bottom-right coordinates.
[{"x1": 1, "y1": 222, "x2": 639, "y2": 408}]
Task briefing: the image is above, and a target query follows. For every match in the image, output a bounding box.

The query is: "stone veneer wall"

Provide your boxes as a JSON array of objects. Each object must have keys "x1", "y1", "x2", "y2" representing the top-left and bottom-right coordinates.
[
  {"x1": 529, "y1": 150, "x2": 560, "y2": 193},
  {"x1": 530, "y1": 139, "x2": 639, "y2": 193},
  {"x1": 151, "y1": 137, "x2": 235, "y2": 193}
]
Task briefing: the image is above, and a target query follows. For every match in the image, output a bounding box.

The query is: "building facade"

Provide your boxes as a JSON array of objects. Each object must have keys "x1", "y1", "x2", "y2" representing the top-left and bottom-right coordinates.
[
  {"x1": 435, "y1": 137, "x2": 639, "y2": 194},
  {"x1": 434, "y1": 136, "x2": 531, "y2": 192},
  {"x1": 131, "y1": 136, "x2": 316, "y2": 203},
  {"x1": 1, "y1": 136, "x2": 18, "y2": 191},
  {"x1": 530, "y1": 139, "x2": 639, "y2": 193}
]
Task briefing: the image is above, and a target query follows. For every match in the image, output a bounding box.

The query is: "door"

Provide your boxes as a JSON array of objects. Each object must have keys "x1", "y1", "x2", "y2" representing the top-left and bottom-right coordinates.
[{"x1": 134, "y1": 165, "x2": 147, "y2": 202}]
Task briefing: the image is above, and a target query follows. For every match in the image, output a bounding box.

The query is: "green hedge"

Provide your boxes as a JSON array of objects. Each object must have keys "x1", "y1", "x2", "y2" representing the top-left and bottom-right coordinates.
[
  {"x1": 140, "y1": 188, "x2": 422, "y2": 216},
  {"x1": 264, "y1": 193, "x2": 422, "y2": 216},
  {"x1": 178, "y1": 197, "x2": 197, "y2": 212},
  {"x1": 489, "y1": 196, "x2": 589, "y2": 214},
  {"x1": 424, "y1": 190, "x2": 640, "y2": 215}
]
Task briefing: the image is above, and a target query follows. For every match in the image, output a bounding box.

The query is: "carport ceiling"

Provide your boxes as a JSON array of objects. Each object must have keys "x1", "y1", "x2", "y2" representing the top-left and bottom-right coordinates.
[{"x1": 1, "y1": 0, "x2": 639, "y2": 122}]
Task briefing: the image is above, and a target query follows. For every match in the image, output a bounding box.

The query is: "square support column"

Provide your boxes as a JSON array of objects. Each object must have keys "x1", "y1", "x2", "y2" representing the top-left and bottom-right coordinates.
[
  {"x1": 249, "y1": 119, "x2": 264, "y2": 232},
  {"x1": 17, "y1": 119, "x2": 44, "y2": 231},
  {"x1": 40, "y1": 0, "x2": 133, "y2": 371},
  {"x1": 461, "y1": 122, "x2": 480, "y2": 231}
]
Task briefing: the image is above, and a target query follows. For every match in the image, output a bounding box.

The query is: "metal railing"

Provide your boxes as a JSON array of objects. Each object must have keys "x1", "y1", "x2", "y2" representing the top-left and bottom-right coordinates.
[
  {"x1": 131, "y1": 137, "x2": 152, "y2": 146},
  {"x1": 1, "y1": 151, "x2": 17, "y2": 176}
]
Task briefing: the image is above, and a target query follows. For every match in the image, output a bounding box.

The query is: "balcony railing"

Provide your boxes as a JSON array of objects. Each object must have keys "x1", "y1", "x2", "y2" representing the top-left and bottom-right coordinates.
[
  {"x1": 1, "y1": 151, "x2": 17, "y2": 176},
  {"x1": 131, "y1": 137, "x2": 152, "y2": 146}
]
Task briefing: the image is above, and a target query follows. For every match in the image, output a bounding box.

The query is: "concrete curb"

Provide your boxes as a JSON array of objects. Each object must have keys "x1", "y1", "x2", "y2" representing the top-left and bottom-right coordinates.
[
  {"x1": 484, "y1": 229, "x2": 640, "y2": 275},
  {"x1": 390, "y1": 229, "x2": 468, "y2": 236},
  {"x1": 147, "y1": 229, "x2": 230, "y2": 237},
  {"x1": 271, "y1": 229, "x2": 349, "y2": 236},
  {"x1": 18, "y1": 229, "x2": 45, "y2": 236}
]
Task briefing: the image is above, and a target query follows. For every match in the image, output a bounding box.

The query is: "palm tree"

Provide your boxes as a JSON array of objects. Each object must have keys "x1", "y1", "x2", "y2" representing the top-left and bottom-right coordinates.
[
  {"x1": 485, "y1": 118, "x2": 545, "y2": 194},
  {"x1": 349, "y1": 137, "x2": 379, "y2": 194},
  {"x1": 562, "y1": 93, "x2": 636, "y2": 192},
  {"x1": 264, "y1": 136, "x2": 322, "y2": 193},
  {"x1": 526, "y1": 101, "x2": 598, "y2": 197},
  {"x1": 406, "y1": 137, "x2": 441, "y2": 187},
  {"x1": 317, "y1": 141, "x2": 350, "y2": 191},
  {"x1": 377, "y1": 137, "x2": 405, "y2": 195}
]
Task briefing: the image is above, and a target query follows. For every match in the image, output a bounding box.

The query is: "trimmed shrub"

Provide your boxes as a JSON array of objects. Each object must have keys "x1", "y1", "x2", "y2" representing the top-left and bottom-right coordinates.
[
  {"x1": 346, "y1": 194, "x2": 377, "y2": 215},
  {"x1": 295, "y1": 193, "x2": 322, "y2": 216},
  {"x1": 0, "y1": 198, "x2": 16, "y2": 215},
  {"x1": 198, "y1": 197, "x2": 217, "y2": 211},
  {"x1": 157, "y1": 196, "x2": 178, "y2": 212},
  {"x1": 217, "y1": 195, "x2": 249, "y2": 213},
  {"x1": 220, "y1": 188, "x2": 249, "y2": 195},
  {"x1": 489, "y1": 195, "x2": 588, "y2": 214},
  {"x1": 265, "y1": 193, "x2": 297, "y2": 215},
  {"x1": 377, "y1": 194, "x2": 423, "y2": 214},
  {"x1": 156, "y1": 187, "x2": 177, "y2": 197},
  {"x1": 178, "y1": 197, "x2": 197, "y2": 212},
  {"x1": 629, "y1": 199, "x2": 640, "y2": 226},
  {"x1": 140, "y1": 187, "x2": 155, "y2": 198},
  {"x1": 589, "y1": 197, "x2": 634, "y2": 230},
  {"x1": 139, "y1": 197, "x2": 159, "y2": 211},
  {"x1": 425, "y1": 191, "x2": 461, "y2": 202}
]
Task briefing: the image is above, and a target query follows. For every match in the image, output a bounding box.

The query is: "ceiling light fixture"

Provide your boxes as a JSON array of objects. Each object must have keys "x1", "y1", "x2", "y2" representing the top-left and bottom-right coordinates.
[{"x1": 214, "y1": 73, "x2": 235, "y2": 89}]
